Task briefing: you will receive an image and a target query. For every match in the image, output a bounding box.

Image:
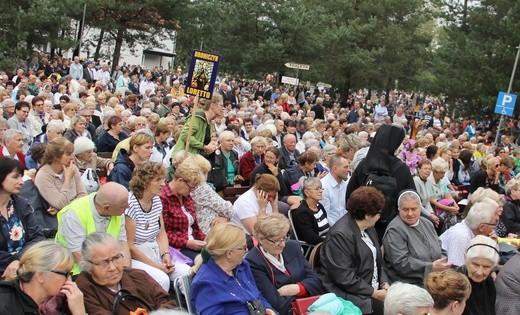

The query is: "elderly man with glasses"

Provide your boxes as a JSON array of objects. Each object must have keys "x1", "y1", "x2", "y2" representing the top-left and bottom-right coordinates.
[{"x1": 7, "y1": 101, "x2": 32, "y2": 154}]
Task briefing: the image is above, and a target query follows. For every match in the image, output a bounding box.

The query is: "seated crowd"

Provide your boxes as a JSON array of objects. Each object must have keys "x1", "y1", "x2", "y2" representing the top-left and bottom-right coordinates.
[{"x1": 1, "y1": 64, "x2": 520, "y2": 315}]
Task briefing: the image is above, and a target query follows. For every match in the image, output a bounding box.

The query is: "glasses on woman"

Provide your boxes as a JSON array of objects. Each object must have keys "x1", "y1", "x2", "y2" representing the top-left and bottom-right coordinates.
[
  {"x1": 88, "y1": 253, "x2": 124, "y2": 268},
  {"x1": 267, "y1": 235, "x2": 290, "y2": 246},
  {"x1": 50, "y1": 269, "x2": 72, "y2": 278},
  {"x1": 181, "y1": 178, "x2": 196, "y2": 191},
  {"x1": 234, "y1": 245, "x2": 248, "y2": 252}
]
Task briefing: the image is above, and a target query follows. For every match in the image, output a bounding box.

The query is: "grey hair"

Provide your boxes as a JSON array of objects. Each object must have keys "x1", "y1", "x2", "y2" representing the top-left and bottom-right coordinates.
[
  {"x1": 80, "y1": 232, "x2": 120, "y2": 273},
  {"x1": 465, "y1": 201, "x2": 496, "y2": 230},
  {"x1": 74, "y1": 136, "x2": 96, "y2": 155},
  {"x1": 398, "y1": 190, "x2": 421, "y2": 209},
  {"x1": 299, "y1": 177, "x2": 322, "y2": 199},
  {"x1": 384, "y1": 282, "x2": 434, "y2": 315},
  {"x1": 431, "y1": 157, "x2": 449, "y2": 173},
  {"x1": 3, "y1": 129, "x2": 23, "y2": 143},
  {"x1": 465, "y1": 235, "x2": 499, "y2": 266},
  {"x1": 305, "y1": 139, "x2": 321, "y2": 151},
  {"x1": 46, "y1": 119, "x2": 65, "y2": 133},
  {"x1": 338, "y1": 134, "x2": 363, "y2": 153},
  {"x1": 301, "y1": 131, "x2": 316, "y2": 142},
  {"x1": 505, "y1": 179, "x2": 520, "y2": 195},
  {"x1": 322, "y1": 144, "x2": 336, "y2": 157}
]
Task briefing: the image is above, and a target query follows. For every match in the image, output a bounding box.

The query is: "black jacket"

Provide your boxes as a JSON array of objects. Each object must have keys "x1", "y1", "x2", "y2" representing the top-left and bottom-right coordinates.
[
  {"x1": 205, "y1": 150, "x2": 239, "y2": 192},
  {"x1": 346, "y1": 124, "x2": 416, "y2": 222},
  {"x1": 0, "y1": 195, "x2": 44, "y2": 275},
  {"x1": 292, "y1": 200, "x2": 328, "y2": 245},
  {"x1": 502, "y1": 198, "x2": 520, "y2": 235},
  {"x1": 318, "y1": 213, "x2": 388, "y2": 314},
  {"x1": 0, "y1": 281, "x2": 39, "y2": 314}
]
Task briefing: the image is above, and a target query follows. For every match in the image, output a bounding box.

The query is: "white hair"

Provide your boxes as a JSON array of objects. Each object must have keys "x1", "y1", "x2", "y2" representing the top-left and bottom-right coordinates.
[
  {"x1": 384, "y1": 282, "x2": 433, "y2": 315},
  {"x1": 465, "y1": 200, "x2": 497, "y2": 230},
  {"x1": 74, "y1": 137, "x2": 96, "y2": 155}
]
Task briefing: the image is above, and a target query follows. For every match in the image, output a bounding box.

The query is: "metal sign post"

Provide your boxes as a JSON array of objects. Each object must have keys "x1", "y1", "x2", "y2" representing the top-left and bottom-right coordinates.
[{"x1": 494, "y1": 44, "x2": 520, "y2": 147}]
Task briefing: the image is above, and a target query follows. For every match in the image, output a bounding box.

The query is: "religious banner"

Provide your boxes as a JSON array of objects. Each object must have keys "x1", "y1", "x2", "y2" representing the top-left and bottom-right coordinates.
[{"x1": 184, "y1": 50, "x2": 221, "y2": 100}]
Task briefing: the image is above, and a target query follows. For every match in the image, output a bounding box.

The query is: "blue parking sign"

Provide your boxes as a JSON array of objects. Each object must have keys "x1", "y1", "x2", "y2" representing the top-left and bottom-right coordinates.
[{"x1": 495, "y1": 92, "x2": 517, "y2": 117}]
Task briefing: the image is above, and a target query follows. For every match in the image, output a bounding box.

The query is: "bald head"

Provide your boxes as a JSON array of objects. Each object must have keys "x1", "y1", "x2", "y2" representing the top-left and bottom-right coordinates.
[
  {"x1": 283, "y1": 133, "x2": 297, "y2": 152},
  {"x1": 95, "y1": 183, "x2": 129, "y2": 216}
]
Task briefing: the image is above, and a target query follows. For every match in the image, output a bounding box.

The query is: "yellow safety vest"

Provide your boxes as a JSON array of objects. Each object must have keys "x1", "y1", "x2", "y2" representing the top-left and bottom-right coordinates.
[{"x1": 55, "y1": 193, "x2": 123, "y2": 275}]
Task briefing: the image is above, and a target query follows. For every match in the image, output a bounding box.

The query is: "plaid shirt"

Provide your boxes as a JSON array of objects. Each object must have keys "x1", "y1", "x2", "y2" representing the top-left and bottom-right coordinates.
[{"x1": 161, "y1": 184, "x2": 205, "y2": 249}]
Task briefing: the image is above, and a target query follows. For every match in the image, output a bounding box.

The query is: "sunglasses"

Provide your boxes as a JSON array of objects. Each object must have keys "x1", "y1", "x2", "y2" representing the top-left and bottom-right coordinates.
[{"x1": 50, "y1": 269, "x2": 72, "y2": 278}]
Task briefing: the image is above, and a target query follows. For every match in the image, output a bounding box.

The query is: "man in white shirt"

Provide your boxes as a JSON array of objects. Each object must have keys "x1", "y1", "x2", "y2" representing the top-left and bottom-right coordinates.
[
  {"x1": 139, "y1": 72, "x2": 155, "y2": 95},
  {"x1": 321, "y1": 155, "x2": 350, "y2": 225}
]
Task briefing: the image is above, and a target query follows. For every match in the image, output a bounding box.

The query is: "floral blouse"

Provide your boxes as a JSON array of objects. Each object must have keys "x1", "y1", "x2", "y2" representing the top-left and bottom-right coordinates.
[{"x1": 0, "y1": 199, "x2": 26, "y2": 255}]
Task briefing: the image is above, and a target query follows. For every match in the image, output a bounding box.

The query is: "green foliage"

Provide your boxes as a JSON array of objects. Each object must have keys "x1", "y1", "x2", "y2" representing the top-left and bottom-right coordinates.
[{"x1": 428, "y1": 0, "x2": 520, "y2": 117}]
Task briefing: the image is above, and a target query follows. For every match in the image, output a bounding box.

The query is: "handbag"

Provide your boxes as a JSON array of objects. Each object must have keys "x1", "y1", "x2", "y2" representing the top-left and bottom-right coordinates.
[
  {"x1": 81, "y1": 168, "x2": 100, "y2": 194},
  {"x1": 291, "y1": 295, "x2": 322, "y2": 315},
  {"x1": 246, "y1": 299, "x2": 267, "y2": 315},
  {"x1": 112, "y1": 289, "x2": 151, "y2": 315}
]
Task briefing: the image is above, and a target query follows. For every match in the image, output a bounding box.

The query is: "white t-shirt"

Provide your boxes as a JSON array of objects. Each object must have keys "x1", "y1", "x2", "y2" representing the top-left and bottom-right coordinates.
[{"x1": 231, "y1": 188, "x2": 272, "y2": 234}]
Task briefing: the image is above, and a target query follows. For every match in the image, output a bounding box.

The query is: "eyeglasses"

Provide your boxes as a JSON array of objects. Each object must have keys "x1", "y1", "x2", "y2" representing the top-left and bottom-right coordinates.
[
  {"x1": 481, "y1": 222, "x2": 497, "y2": 227},
  {"x1": 308, "y1": 187, "x2": 323, "y2": 191},
  {"x1": 34, "y1": 103, "x2": 44, "y2": 107},
  {"x1": 88, "y1": 253, "x2": 124, "y2": 268},
  {"x1": 234, "y1": 245, "x2": 248, "y2": 252},
  {"x1": 19, "y1": 110, "x2": 29, "y2": 114},
  {"x1": 50, "y1": 269, "x2": 72, "y2": 278},
  {"x1": 267, "y1": 235, "x2": 290, "y2": 246},
  {"x1": 181, "y1": 178, "x2": 196, "y2": 191}
]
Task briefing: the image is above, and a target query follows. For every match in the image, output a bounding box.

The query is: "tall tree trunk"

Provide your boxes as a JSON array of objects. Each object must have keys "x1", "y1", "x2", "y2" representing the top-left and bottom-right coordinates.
[
  {"x1": 94, "y1": 29, "x2": 105, "y2": 61},
  {"x1": 111, "y1": 26, "x2": 125, "y2": 73},
  {"x1": 73, "y1": 18, "x2": 83, "y2": 57}
]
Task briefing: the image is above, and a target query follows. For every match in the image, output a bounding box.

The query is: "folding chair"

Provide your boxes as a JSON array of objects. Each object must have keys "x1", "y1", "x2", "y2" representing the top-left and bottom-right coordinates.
[
  {"x1": 288, "y1": 209, "x2": 315, "y2": 258},
  {"x1": 173, "y1": 275, "x2": 195, "y2": 314}
]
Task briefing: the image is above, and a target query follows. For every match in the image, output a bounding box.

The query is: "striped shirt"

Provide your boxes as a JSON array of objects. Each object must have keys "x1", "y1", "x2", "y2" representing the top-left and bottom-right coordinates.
[
  {"x1": 313, "y1": 207, "x2": 330, "y2": 237},
  {"x1": 125, "y1": 192, "x2": 162, "y2": 245}
]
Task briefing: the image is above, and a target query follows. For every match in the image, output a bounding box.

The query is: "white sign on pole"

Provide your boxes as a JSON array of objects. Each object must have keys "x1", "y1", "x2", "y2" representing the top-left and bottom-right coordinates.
[
  {"x1": 281, "y1": 76, "x2": 299, "y2": 85},
  {"x1": 284, "y1": 63, "x2": 310, "y2": 70}
]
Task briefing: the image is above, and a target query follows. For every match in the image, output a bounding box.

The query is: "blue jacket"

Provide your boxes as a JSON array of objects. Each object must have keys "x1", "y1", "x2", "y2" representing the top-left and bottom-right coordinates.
[
  {"x1": 107, "y1": 149, "x2": 134, "y2": 189},
  {"x1": 191, "y1": 258, "x2": 274, "y2": 315},
  {"x1": 246, "y1": 240, "x2": 323, "y2": 315}
]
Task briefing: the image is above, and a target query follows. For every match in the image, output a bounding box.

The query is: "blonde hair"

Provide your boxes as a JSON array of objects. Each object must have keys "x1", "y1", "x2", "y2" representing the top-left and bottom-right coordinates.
[
  {"x1": 191, "y1": 154, "x2": 211, "y2": 175},
  {"x1": 129, "y1": 132, "x2": 154, "y2": 153},
  {"x1": 254, "y1": 213, "x2": 290, "y2": 240},
  {"x1": 8, "y1": 240, "x2": 74, "y2": 282},
  {"x1": 173, "y1": 159, "x2": 204, "y2": 186},
  {"x1": 205, "y1": 223, "x2": 245, "y2": 259}
]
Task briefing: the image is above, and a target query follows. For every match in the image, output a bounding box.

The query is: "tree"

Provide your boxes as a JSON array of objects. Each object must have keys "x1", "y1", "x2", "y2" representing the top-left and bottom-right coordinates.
[
  {"x1": 0, "y1": 0, "x2": 77, "y2": 69},
  {"x1": 76, "y1": 0, "x2": 182, "y2": 72},
  {"x1": 429, "y1": 0, "x2": 520, "y2": 117}
]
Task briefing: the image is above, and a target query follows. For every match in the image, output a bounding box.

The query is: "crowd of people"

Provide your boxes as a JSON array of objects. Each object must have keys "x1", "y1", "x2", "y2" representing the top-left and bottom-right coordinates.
[{"x1": 0, "y1": 57, "x2": 519, "y2": 315}]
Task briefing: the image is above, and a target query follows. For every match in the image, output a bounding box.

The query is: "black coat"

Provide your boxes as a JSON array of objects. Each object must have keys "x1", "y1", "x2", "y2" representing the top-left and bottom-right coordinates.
[
  {"x1": 0, "y1": 281, "x2": 39, "y2": 314},
  {"x1": 0, "y1": 195, "x2": 45, "y2": 275},
  {"x1": 205, "y1": 150, "x2": 239, "y2": 192},
  {"x1": 502, "y1": 198, "x2": 520, "y2": 235},
  {"x1": 318, "y1": 213, "x2": 388, "y2": 314}
]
